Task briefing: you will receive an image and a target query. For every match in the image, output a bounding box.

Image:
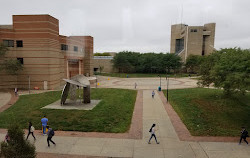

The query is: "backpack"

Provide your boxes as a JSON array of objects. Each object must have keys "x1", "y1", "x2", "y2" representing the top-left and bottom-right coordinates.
[
  {"x1": 30, "y1": 126, "x2": 35, "y2": 132},
  {"x1": 50, "y1": 130, "x2": 55, "y2": 136},
  {"x1": 149, "y1": 127, "x2": 152, "y2": 133}
]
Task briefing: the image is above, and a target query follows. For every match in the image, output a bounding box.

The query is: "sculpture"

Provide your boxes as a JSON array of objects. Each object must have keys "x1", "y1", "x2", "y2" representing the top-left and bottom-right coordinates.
[{"x1": 61, "y1": 75, "x2": 91, "y2": 105}]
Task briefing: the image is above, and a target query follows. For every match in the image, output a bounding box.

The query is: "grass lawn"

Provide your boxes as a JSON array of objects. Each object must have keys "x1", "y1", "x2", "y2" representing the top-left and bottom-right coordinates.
[
  {"x1": 163, "y1": 88, "x2": 250, "y2": 136},
  {"x1": 0, "y1": 88, "x2": 137, "y2": 133},
  {"x1": 97, "y1": 72, "x2": 197, "y2": 78}
]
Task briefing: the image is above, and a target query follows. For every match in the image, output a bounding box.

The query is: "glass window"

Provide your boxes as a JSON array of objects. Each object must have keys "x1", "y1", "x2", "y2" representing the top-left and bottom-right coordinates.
[
  {"x1": 74, "y1": 46, "x2": 78, "y2": 52},
  {"x1": 3, "y1": 40, "x2": 14, "y2": 47},
  {"x1": 61, "y1": 44, "x2": 68, "y2": 51},
  {"x1": 16, "y1": 40, "x2": 23, "y2": 47}
]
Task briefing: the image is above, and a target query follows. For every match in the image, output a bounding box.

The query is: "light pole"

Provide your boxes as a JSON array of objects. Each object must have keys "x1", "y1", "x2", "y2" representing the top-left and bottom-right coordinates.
[
  {"x1": 28, "y1": 75, "x2": 30, "y2": 94},
  {"x1": 95, "y1": 74, "x2": 97, "y2": 88},
  {"x1": 166, "y1": 75, "x2": 169, "y2": 102},
  {"x1": 158, "y1": 74, "x2": 161, "y2": 91}
]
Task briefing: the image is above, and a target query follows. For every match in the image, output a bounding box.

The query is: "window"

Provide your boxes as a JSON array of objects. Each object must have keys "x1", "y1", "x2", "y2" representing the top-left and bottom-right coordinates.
[
  {"x1": 3, "y1": 40, "x2": 14, "y2": 47},
  {"x1": 16, "y1": 40, "x2": 23, "y2": 47},
  {"x1": 74, "y1": 46, "x2": 78, "y2": 52},
  {"x1": 17, "y1": 58, "x2": 23, "y2": 64},
  {"x1": 61, "y1": 44, "x2": 68, "y2": 51},
  {"x1": 190, "y1": 29, "x2": 197, "y2": 32}
]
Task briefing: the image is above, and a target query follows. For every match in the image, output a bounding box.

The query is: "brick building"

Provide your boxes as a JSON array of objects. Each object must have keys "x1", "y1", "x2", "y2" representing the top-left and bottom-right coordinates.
[
  {"x1": 0, "y1": 14, "x2": 93, "y2": 90},
  {"x1": 170, "y1": 23, "x2": 216, "y2": 62}
]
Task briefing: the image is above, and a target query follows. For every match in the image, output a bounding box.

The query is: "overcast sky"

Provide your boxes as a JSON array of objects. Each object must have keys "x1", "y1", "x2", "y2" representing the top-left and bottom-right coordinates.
[{"x1": 1, "y1": 0, "x2": 249, "y2": 53}]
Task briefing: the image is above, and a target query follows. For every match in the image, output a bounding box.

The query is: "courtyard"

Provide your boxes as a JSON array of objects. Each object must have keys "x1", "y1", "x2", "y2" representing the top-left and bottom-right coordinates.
[{"x1": 0, "y1": 77, "x2": 249, "y2": 158}]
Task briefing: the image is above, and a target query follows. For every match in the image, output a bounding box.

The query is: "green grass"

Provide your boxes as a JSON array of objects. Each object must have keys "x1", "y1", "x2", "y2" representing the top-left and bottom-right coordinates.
[
  {"x1": 163, "y1": 88, "x2": 250, "y2": 136},
  {"x1": 97, "y1": 72, "x2": 196, "y2": 78},
  {"x1": 0, "y1": 88, "x2": 137, "y2": 133}
]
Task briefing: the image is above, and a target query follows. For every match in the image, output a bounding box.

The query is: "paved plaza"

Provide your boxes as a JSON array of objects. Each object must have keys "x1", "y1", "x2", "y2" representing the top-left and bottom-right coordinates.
[
  {"x1": 95, "y1": 76, "x2": 198, "y2": 90},
  {"x1": 0, "y1": 78, "x2": 249, "y2": 157}
]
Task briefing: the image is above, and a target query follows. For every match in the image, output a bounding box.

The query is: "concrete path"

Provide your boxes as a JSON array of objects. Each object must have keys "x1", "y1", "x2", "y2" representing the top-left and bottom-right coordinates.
[
  {"x1": 0, "y1": 91, "x2": 11, "y2": 109},
  {"x1": 0, "y1": 90, "x2": 249, "y2": 157}
]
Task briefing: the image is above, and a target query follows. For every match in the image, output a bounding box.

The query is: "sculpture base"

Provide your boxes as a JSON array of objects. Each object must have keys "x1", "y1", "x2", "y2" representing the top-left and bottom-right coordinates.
[{"x1": 42, "y1": 99, "x2": 101, "y2": 110}]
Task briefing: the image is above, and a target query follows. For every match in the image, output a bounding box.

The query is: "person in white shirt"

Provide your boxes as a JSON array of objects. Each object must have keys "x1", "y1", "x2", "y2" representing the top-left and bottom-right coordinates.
[
  {"x1": 148, "y1": 124, "x2": 160, "y2": 144},
  {"x1": 152, "y1": 91, "x2": 155, "y2": 98}
]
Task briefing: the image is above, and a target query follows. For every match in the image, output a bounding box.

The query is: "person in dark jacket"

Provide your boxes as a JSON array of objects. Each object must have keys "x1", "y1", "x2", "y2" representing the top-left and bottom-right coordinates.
[
  {"x1": 46, "y1": 125, "x2": 56, "y2": 147},
  {"x1": 239, "y1": 127, "x2": 248, "y2": 145},
  {"x1": 148, "y1": 124, "x2": 160, "y2": 144},
  {"x1": 26, "y1": 122, "x2": 36, "y2": 140}
]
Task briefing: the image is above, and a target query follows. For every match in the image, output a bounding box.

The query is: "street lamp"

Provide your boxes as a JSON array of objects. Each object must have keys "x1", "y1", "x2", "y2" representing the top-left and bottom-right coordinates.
[
  {"x1": 158, "y1": 74, "x2": 161, "y2": 91},
  {"x1": 166, "y1": 75, "x2": 169, "y2": 102}
]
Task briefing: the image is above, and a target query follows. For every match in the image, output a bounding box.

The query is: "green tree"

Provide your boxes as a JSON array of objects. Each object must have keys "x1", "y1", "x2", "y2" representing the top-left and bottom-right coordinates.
[
  {"x1": 94, "y1": 53, "x2": 111, "y2": 56},
  {"x1": 0, "y1": 43, "x2": 23, "y2": 75},
  {"x1": 99, "y1": 65, "x2": 104, "y2": 74},
  {"x1": 111, "y1": 51, "x2": 132, "y2": 73},
  {"x1": 198, "y1": 48, "x2": 250, "y2": 95},
  {"x1": 185, "y1": 55, "x2": 203, "y2": 73},
  {"x1": 0, "y1": 124, "x2": 36, "y2": 158},
  {"x1": 163, "y1": 53, "x2": 182, "y2": 73}
]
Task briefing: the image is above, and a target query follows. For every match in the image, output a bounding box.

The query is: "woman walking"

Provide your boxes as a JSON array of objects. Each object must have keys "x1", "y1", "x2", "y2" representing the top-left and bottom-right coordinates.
[
  {"x1": 148, "y1": 124, "x2": 160, "y2": 144},
  {"x1": 26, "y1": 122, "x2": 36, "y2": 141}
]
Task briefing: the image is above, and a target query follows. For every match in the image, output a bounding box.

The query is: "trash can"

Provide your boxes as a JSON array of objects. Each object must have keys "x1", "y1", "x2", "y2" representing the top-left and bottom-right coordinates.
[{"x1": 158, "y1": 86, "x2": 161, "y2": 91}]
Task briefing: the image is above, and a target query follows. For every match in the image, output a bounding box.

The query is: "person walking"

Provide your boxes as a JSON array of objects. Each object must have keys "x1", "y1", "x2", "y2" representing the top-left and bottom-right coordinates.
[
  {"x1": 46, "y1": 126, "x2": 56, "y2": 147},
  {"x1": 41, "y1": 115, "x2": 48, "y2": 135},
  {"x1": 4, "y1": 132, "x2": 10, "y2": 143},
  {"x1": 152, "y1": 90, "x2": 155, "y2": 98},
  {"x1": 148, "y1": 124, "x2": 160, "y2": 144},
  {"x1": 239, "y1": 127, "x2": 249, "y2": 145},
  {"x1": 14, "y1": 87, "x2": 18, "y2": 96},
  {"x1": 26, "y1": 122, "x2": 36, "y2": 141},
  {"x1": 135, "y1": 82, "x2": 137, "y2": 89}
]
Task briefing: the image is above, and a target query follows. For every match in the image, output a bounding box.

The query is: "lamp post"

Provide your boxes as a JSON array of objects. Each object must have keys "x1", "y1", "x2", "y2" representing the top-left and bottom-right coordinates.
[
  {"x1": 28, "y1": 75, "x2": 30, "y2": 94},
  {"x1": 95, "y1": 73, "x2": 97, "y2": 88},
  {"x1": 166, "y1": 75, "x2": 169, "y2": 102},
  {"x1": 158, "y1": 74, "x2": 161, "y2": 91}
]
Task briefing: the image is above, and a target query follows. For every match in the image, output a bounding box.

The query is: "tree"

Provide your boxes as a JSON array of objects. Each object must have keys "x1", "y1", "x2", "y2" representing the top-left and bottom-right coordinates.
[
  {"x1": 185, "y1": 55, "x2": 203, "y2": 73},
  {"x1": 198, "y1": 48, "x2": 250, "y2": 95},
  {"x1": 94, "y1": 53, "x2": 111, "y2": 56},
  {"x1": 99, "y1": 65, "x2": 104, "y2": 74},
  {"x1": 0, "y1": 43, "x2": 23, "y2": 75},
  {"x1": 111, "y1": 51, "x2": 132, "y2": 73},
  {"x1": 0, "y1": 124, "x2": 36, "y2": 158},
  {"x1": 163, "y1": 53, "x2": 182, "y2": 73}
]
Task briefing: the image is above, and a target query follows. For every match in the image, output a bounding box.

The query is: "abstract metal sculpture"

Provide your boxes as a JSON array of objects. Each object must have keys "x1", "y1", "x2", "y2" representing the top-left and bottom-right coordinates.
[{"x1": 61, "y1": 75, "x2": 91, "y2": 105}]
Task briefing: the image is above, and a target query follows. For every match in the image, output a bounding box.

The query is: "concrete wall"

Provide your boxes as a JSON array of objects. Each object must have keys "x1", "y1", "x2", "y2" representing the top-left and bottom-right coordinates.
[
  {"x1": 93, "y1": 57, "x2": 115, "y2": 73},
  {"x1": 170, "y1": 23, "x2": 216, "y2": 62}
]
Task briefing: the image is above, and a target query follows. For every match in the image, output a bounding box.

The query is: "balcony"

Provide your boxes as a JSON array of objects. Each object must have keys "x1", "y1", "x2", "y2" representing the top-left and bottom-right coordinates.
[{"x1": 203, "y1": 31, "x2": 211, "y2": 36}]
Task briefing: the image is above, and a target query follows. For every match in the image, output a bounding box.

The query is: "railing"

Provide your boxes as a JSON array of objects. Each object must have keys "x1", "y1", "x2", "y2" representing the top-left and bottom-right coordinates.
[{"x1": 94, "y1": 56, "x2": 113, "y2": 59}]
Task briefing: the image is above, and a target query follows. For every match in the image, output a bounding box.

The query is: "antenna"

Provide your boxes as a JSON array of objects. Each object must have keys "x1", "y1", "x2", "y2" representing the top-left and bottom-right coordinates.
[{"x1": 180, "y1": 1, "x2": 183, "y2": 30}]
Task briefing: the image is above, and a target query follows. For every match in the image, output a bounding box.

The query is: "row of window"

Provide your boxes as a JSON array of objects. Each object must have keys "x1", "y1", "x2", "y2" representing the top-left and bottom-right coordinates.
[
  {"x1": 3, "y1": 40, "x2": 81, "y2": 53},
  {"x1": 3, "y1": 40, "x2": 23, "y2": 47},
  {"x1": 190, "y1": 29, "x2": 197, "y2": 32},
  {"x1": 61, "y1": 44, "x2": 80, "y2": 52}
]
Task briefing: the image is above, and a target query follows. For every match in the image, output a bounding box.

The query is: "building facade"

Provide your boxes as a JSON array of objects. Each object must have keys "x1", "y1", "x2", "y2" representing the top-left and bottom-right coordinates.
[
  {"x1": 0, "y1": 15, "x2": 93, "y2": 90},
  {"x1": 93, "y1": 52, "x2": 117, "y2": 73},
  {"x1": 170, "y1": 23, "x2": 216, "y2": 62}
]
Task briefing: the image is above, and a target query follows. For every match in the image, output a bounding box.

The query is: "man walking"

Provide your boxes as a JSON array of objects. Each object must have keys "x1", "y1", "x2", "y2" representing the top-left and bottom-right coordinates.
[
  {"x1": 239, "y1": 127, "x2": 249, "y2": 145},
  {"x1": 41, "y1": 115, "x2": 48, "y2": 135},
  {"x1": 135, "y1": 82, "x2": 137, "y2": 89},
  {"x1": 46, "y1": 126, "x2": 56, "y2": 147}
]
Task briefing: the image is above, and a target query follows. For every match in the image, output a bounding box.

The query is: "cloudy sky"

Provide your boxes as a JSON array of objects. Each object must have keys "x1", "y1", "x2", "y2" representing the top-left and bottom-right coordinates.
[{"x1": 0, "y1": 0, "x2": 249, "y2": 53}]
